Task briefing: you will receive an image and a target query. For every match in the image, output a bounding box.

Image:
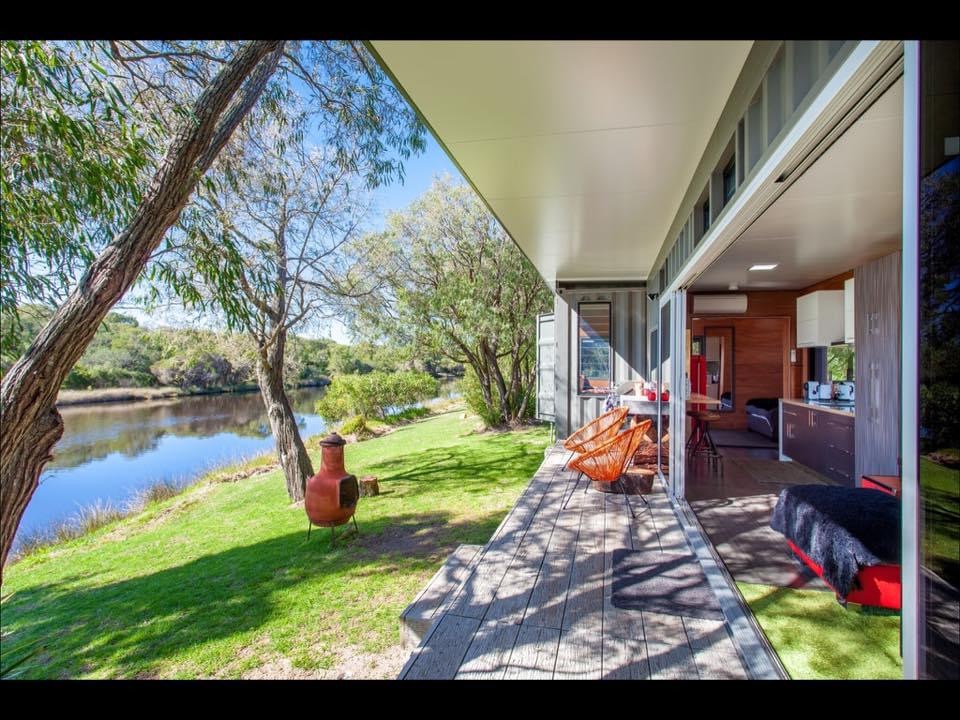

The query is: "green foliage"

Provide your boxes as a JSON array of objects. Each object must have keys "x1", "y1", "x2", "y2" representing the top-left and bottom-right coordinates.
[
  {"x1": 827, "y1": 345, "x2": 855, "y2": 381},
  {"x1": 336, "y1": 415, "x2": 371, "y2": 438},
  {"x1": 150, "y1": 349, "x2": 240, "y2": 391},
  {"x1": 315, "y1": 370, "x2": 439, "y2": 424},
  {"x1": 351, "y1": 177, "x2": 552, "y2": 426},
  {"x1": 382, "y1": 406, "x2": 430, "y2": 425},
  {"x1": 460, "y1": 366, "x2": 502, "y2": 427},
  {"x1": 0, "y1": 41, "x2": 157, "y2": 356}
]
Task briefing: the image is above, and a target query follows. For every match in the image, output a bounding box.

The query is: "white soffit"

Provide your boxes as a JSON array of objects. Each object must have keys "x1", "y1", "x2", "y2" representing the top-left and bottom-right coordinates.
[
  {"x1": 692, "y1": 77, "x2": 904, "y2": 292},
  {"x1": 371, "y1": 41, "x2": 753, "y2": 284}
]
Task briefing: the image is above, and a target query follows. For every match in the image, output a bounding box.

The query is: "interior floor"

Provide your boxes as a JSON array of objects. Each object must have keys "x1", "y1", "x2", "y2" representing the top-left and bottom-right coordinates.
[{"x1": 686, "y1": 446, "x2": 832, "y2": 591}]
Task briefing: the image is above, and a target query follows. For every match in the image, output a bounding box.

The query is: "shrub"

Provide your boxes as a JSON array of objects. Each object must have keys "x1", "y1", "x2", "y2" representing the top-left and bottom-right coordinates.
[
  {"x1": 383, "y1": 406, "x2": 430, "y2": 425},
  {"x1": 337, "y1": 415, "x2": 371, "y2": 438},
  {"x1": 460, "y1": 367, "x2": 503, "y2": 427},
  {"x1": 151, "y1": 350, "x2": 238, "y2": 390},
  {"x1": 315, "y1": 370, "x2": 439, "y2": 425}
]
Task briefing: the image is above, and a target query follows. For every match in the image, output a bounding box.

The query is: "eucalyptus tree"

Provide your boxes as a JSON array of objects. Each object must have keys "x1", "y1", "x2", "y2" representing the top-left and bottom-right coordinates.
[
  {"x1": 353, "y1": 177, "x2": 553, "y2": 426},
  {"x1": 160, "y1": 124, "x2": 377, "y2": 502},
  {"x1": 0, "y1": 39, "x2": 423, "y2": 572},
  {"x1": 0, "y1": 40, "x2": 283, "y2": 577}
]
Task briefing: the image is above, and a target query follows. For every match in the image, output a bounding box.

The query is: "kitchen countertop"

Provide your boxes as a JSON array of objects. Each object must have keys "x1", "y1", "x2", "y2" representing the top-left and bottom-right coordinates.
[{"x1": 781, "y1": 397, "x2": 855, "y2": 417}]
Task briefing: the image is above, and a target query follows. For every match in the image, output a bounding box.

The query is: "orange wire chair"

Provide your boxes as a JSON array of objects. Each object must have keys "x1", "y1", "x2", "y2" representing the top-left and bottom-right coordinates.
[
  {"x1": 561, "y1": 406, "x2": 629, "y2": 468},
  {"x1": 563, "y1": 423, "x2": 652, "y2": 518}
]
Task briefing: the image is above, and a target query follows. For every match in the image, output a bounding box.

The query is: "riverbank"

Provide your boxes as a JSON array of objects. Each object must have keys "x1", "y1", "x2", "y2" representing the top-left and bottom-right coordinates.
[
  {"x1": 56, "y1": 380, "x2": 330, "y2": 407},
  {"x1": 0, "y1": 410, "x2": 550, "y2": 678}
]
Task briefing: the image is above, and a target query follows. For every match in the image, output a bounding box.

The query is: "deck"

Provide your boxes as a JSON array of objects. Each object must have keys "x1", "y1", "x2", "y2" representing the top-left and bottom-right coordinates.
[{"x1": 399, "y1": 445, "x2": 776, "y2": 679}]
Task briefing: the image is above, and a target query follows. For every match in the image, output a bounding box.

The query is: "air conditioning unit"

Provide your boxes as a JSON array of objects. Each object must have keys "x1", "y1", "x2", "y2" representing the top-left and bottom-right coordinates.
[{"x1": 692, "y1": 294, "x2": 748, "y2": 314}]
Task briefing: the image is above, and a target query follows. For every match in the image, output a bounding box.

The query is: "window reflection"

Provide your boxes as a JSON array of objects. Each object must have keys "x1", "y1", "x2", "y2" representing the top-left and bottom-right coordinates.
[{"x1": 578, "y1": 302, "x2": 612, "y2": 394}]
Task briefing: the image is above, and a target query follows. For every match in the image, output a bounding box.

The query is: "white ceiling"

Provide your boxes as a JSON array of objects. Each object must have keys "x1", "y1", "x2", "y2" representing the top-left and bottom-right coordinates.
[
  {"x1": 371, "y1": 41, "x2": 753, "y2": 284},
  {"x1": 692, "y1": 77, "x2": 904, "y2": 292}
]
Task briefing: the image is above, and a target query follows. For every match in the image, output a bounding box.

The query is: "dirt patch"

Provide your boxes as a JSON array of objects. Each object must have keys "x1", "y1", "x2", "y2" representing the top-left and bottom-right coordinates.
[
  {"x1": 210, "y1": 464, "x2": 277, "y2": 483},
  {"x1": 240, "y1": 644, "x2": 408, "y2": 680},
  {"x1": 101, "y1": 483, "x2": 217, "y2": 542}
]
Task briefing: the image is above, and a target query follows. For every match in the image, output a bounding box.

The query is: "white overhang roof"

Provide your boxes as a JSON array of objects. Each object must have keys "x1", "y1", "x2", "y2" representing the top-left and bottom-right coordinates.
[{"x1": 371, "y1": 41, "x2": 753, "y2": 285}]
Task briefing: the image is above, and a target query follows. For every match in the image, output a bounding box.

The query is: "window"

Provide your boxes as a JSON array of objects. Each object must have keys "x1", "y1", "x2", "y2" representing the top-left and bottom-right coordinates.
[
  {"x1": 722, "y1": 156, "x2": 736, "y2": 205},
  {"x1": 702, "y1": 199, "x2": 711, "y2": 234},
  {"x1": 578, "y1": 302, "x2": 612, "y2": 394}
]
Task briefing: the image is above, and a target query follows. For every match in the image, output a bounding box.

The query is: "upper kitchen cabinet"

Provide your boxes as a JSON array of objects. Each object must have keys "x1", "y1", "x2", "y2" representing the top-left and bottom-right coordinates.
[
  {"x1": 796, "y1": 290, "x2": 844, "y2": 347},
  {"x1": 844, "y1": 278, "x2": 855, "y2": 344}
]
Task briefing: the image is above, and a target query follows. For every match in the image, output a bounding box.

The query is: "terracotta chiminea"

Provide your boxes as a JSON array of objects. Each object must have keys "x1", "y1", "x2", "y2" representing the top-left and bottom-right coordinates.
[{"x1": 305, "y1": 433, "x2": 359, "y2": 543}]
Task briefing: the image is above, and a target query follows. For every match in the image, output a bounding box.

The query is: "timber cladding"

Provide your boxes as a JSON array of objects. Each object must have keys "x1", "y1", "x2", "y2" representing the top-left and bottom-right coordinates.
[
  {"x1": 690, "y1": 315, "x2": 790, "y2": 431},
  {"x1": 854, "y1": 252, "x2": 902, "y2": 482}
]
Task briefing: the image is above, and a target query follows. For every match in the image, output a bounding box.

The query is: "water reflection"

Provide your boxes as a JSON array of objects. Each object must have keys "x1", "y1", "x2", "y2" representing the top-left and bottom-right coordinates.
[{"x1": 17, "y1": 387, "x2": 328, "y2": 545}]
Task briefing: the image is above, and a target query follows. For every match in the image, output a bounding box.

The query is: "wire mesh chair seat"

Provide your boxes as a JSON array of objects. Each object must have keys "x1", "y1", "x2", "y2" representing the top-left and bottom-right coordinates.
[
  {"x1": 563, "y1": 423, "x2": 651, "y2": 518},
  {"x1": 561, "y1": 406, "x2": 629, "y2": 465}
]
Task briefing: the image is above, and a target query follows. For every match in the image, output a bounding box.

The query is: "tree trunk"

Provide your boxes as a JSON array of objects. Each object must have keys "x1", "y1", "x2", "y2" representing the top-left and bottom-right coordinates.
[
  {"x1": 256, "y1": 335, "x2": 314, "y2": 503},
  {"x1": 0, "y1": 41, "x2": 283, "y2": 581}
]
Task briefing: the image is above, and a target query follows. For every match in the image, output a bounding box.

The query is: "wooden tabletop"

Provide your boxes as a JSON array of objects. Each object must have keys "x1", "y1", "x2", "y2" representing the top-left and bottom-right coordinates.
[{"x1": 687, "y1": 393, "x2": 723, "y2": 405}]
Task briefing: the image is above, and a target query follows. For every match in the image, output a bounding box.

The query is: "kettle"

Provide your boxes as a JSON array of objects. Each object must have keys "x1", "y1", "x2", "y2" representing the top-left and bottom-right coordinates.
[
  {"x1": 803, "y1": 381, "x2": 820, "y2": 401},
  {"x1": 836, "y1": 381, "x2": 855, "y2": 401}
]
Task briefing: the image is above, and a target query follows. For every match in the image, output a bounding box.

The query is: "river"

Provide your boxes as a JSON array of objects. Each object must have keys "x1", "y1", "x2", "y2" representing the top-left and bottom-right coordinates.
[{"x1": 16, "y1": 387, "x2": 329, "y2": 547}]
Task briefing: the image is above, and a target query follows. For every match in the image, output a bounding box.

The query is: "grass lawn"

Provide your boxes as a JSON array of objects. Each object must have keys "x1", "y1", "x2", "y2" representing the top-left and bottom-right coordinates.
[
  {"x1": 1, "y1": 409, "x2": 549, "y2": 679},
  {"x1": 738, "y1": 582, "x2": 902, "y2": 679}
]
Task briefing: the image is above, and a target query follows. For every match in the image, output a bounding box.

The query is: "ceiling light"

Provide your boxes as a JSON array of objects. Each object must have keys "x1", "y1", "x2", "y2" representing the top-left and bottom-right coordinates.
[{"x1": 749, "y1": 264, "x2": 778, "y2": 271}]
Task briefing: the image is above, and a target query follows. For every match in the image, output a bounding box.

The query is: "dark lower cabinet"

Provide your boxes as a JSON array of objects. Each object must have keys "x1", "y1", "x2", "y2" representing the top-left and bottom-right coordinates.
[{"x1": 781, "y1": 403, "x2": 855, "y2": 485}]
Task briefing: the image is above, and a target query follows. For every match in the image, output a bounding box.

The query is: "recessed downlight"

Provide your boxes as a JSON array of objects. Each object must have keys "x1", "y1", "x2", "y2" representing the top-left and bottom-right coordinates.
[{"x1": 748, "y1": 263, "x2": 778, "y2": 271}]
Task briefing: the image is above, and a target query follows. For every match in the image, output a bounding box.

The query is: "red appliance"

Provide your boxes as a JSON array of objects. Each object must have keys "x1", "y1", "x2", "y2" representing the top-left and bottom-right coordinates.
[
  {"x1": 690, "y1": 355, "x2": 707, "y2": 396},
  {"x1": 305, "y1": 433, "x2": 359, "y2": 544}
]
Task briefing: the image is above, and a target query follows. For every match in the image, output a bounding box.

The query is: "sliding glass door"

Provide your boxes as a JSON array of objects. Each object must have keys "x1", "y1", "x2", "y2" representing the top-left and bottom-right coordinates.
[{"x1": 657, "y1": 290, "x2": 687, "y2": 498}]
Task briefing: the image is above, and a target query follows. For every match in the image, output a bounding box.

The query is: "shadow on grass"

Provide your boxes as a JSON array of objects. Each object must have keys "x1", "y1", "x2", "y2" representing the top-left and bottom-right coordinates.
[
  {"x1": 1, "y1": 509, "x2": 506, "y2": 679},
  {"x1": 360, "y1": 435, "x2": 546, "y2": 499}
]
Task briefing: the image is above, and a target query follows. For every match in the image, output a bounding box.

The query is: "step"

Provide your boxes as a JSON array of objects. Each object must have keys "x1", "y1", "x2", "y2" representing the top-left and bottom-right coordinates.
[{"x1": 400, "y1": 544, "x2": 483, "y2": 649}]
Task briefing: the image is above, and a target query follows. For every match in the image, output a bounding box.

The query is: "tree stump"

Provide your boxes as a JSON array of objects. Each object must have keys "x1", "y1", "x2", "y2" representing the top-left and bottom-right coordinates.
[{"x1": 359, "y1": 476, "x2": 380, "y2": 497}]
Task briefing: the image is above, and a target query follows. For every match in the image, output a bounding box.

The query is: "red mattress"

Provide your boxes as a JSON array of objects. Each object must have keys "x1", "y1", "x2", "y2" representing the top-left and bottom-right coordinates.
[{"x1": 787, "y1": 539, "x2": 901, "y2": 610}]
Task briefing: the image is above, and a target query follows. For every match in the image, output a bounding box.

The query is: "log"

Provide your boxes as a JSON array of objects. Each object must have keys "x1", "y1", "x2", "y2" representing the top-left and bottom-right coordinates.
[{"x1": 359, "y1": 476, "x2": 380, "y2": 497}]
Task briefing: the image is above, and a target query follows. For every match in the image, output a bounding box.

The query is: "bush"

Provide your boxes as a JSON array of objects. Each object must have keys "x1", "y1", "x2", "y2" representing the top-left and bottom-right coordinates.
[
  {"x1": 315, "y1": 370, "x2": 439, "y2": 425},
  {"x1": 383, "y1": 406, "x2": 430, "y2": 425},
  {"x1": 337, "y1": 415, "x2": 371, "y2": 438},
  {"x1": 151, "y1": 350, "x2": 238, "y2": 390},
  {"x1": 460, "y1": 367, "x2": 503, "y2": 427},
  {"x1": 62, "y1": 364, "x2": 156, "y2": 389}
]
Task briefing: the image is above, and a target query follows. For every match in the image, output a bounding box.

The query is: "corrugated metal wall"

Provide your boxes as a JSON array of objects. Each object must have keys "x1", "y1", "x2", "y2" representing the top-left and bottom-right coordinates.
[{"x1": 554, "y1": 287, "x2": 647, "y2": 438}]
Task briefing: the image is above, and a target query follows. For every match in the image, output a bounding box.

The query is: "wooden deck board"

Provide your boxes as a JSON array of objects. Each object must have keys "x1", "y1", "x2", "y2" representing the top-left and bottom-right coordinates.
[
  {"x1": 554, "y1": 627, "x2": 603, "y2": 679},
  {"x1": 398, "y1": 445, "x2": 756, "y2": 680},
  {"x1": 503, "y1": 625, "x2": 561, "y2": 680},
  {"x1": 402, "y1": 613, "x2": 481, "y2": 680},
  {"x1": 455, "y1": 620, "x2": 521, "y2": 680}
]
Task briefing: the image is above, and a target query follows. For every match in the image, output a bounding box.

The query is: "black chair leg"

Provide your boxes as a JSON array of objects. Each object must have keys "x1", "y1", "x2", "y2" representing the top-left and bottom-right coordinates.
[
  {"x1": 562, "y1": 472, "x2": 583, "y2": 510},
  {"x1": 617, "y1": 477, "x2": 637, "y2": 519}
]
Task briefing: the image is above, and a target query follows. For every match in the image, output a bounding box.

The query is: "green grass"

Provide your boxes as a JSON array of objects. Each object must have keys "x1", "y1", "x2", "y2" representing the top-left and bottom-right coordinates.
[
  {"x1": 920, "y1": 457, "x2": 960, "y2": 587},
  {"x1": 738, "y1": 583, "x2": 902, "y2": 679},
  {"x1": 0, "y1": 410, "x2": 549, "y2": 678}
]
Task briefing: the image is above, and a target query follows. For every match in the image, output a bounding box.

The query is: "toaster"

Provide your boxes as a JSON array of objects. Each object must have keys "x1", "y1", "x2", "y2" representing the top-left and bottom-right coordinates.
[{"x1": 803, "y1": 381, "x2": 820, "y2": 401}]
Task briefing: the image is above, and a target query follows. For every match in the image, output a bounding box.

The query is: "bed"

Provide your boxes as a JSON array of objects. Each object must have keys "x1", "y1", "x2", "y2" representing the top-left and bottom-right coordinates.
[{"x1": 770, "y1": 484, "x2": 901, "y2": 609}]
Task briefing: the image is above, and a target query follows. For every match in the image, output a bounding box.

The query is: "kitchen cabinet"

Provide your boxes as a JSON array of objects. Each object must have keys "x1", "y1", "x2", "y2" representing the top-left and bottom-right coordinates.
[
  {"x1": 796, "y1": 290, "x2": 844, "y2": 347},
  {"x1": 780, "y1": 400, "x2": 855, "y2": 486},
  {"x1": 844, "y1": 278, "x2": 855, "y2": 344}
]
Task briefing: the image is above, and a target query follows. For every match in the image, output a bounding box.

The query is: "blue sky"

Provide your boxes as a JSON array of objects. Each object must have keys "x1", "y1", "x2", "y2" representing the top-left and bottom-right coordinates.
[{"x1": 124, "y1": 133, "x2": 459, "y2": 344}]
